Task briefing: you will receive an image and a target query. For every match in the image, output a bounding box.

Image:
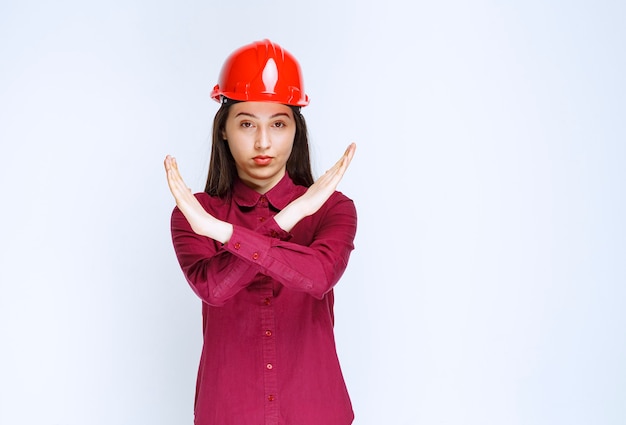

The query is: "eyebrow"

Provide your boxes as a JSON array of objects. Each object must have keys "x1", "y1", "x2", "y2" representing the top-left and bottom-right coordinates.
[{"x1": 234, "y1": 112, "x2": 292, "y2": 119}]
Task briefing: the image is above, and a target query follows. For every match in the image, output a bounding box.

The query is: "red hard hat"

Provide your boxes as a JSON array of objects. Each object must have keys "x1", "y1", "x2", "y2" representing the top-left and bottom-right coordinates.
[{"x1": 211, "y1": 39, "x2": 309, "y2": 107}]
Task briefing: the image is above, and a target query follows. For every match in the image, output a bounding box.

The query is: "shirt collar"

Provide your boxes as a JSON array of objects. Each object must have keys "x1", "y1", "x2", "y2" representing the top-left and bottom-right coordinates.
[{"x1": 232, "y1": 173, "x2": 300, "y2": 210}]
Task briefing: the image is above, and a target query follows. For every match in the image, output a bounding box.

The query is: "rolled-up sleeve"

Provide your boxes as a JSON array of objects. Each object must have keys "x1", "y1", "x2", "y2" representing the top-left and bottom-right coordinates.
[
  {"x1": 171, "y1": 205, "x2": 259, "y2": 306},
  {"x1": 224, "y1": 195, "x2": 357, "y2": 299},
  {"x1": 171, "y1": 191, "x2": 357, "y2": 304}
]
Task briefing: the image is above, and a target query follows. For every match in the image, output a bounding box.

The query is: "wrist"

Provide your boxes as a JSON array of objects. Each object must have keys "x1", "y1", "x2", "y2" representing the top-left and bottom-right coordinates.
[
  {"x1": 211, "y1": 219, "x2": 233, "y2": 244},
  {"x1": 274, "y1": 201, "x2": 305, "y2": 233}
]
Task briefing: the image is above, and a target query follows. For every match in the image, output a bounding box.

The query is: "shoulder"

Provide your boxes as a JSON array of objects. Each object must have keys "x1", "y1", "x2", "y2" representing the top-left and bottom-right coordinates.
[
  {"x1": 320, "y1": 190, "x2": 357, "y2": 220},
  {"x1": 193, "y1": 191, "x2": 215, "y2": 206},
  {"x1": 329, "y1": 190, "x2": 355, "y2": 208},
  {"x1": 306, "y1": 190, "x2": 357, "y2": 238},
  {"x1": 330, "y1": 190, "x2": 353, "y2": 204},
  {"x1": 171, "y1": 192, "x2": 230, "y2": 218},
  {"x1": 194, "y1": 191, "x2": 231, "y2": 214}
]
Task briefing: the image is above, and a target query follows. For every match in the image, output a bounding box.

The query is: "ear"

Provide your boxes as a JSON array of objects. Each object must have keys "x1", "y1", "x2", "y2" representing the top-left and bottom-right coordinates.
[{"x1": 221, "y1": 129, "x2": 227, "y2": 141}]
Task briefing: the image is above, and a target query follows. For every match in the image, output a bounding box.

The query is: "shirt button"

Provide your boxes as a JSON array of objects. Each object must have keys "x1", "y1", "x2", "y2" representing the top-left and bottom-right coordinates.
[
  {"x1": 233, "y1": 242, "x2": 241, "y2": 250},
  {"x1": 252, "y1": 252, "x2": 259, "y2": 260},
  {"x1": 266, "y1": 363, "x2": 273, "y2": 370},
  {"x1": 268, "y1": 394, "x2": 275, "y2": 402},
  {"x1": 265, "y1": 330, "x2": 272, "y2": 336},
  {"x1": 258, "y1": 216, "x2": 266, "y2": 222},
  {"x1": 263, "y1": 298, "x2": 271, "y2": 306},
  {"x1": 270, "y1": 230, "x2": 278, "y2": 237}
]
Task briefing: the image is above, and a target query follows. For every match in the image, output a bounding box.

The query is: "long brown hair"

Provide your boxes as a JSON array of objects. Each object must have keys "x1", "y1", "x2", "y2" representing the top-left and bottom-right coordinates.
[{"x1": 204, "y1": 101, "x2": 314, "y2": 198}]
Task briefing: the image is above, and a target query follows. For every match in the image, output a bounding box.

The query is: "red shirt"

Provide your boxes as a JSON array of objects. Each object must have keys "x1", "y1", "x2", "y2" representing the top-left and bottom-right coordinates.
[{"x1": 170, "y1": 173, "x2": 357, "y2": 425}]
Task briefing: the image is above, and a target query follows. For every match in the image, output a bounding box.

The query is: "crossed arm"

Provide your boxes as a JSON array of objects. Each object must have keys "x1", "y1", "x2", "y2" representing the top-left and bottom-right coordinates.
[
  {"x1": 163, "y1": 143, "x2": 356, "y2": 242},
  {"x1": 164, "y1": 143, "x2": 357, "y2": 305}
]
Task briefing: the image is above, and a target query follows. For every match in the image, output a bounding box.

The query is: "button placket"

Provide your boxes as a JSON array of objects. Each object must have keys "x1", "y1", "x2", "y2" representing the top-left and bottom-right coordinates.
[
  {"x1": 257, "y1": 194, "x2": 271, "y2": 232},
  {"x1": 250, "y1": 195, "x2": 279, "y2": 421},
  {"x1": 260, "y1": 288, "x2": 279, "y2": 420}
]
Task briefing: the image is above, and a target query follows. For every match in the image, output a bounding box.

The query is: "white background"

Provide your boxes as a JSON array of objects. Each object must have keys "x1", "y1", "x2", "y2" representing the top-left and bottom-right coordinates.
[{"x1": 1, "y1": 1, "x2": 625, "y2": 424}]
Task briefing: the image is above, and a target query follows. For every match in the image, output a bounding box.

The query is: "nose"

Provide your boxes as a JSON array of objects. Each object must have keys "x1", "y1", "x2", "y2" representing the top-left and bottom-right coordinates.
[{"x1": 255, "y1": 126, "x2": 271, "y2": 150}]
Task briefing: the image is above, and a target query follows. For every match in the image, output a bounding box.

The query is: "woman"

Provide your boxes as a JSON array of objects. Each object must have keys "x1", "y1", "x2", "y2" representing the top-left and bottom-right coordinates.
[{"x1": 164, "y1": 39, "x2": 357, "y2": 425}]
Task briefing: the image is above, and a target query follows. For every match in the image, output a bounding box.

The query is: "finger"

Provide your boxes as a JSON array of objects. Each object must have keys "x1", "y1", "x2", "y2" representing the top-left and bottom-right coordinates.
[
  {"x1": 166, "y1": 159, "x2": 184, "y2": 189},
  {"x1": 170, "y1": 158, "x2": 187, "y2": 187},
  {"x1": 326, "y1": 149, "x2": 349, "y2": 175},
  {"x1": 312, "y1": 144, "x2": 357, "y2": 191},
  {"x1": 335, "y1": 143, "x2": 356, "y2": 171},
  {"x1": 340, "y1": 143, "x2": 356, "y2": 169},
  {"x1": 165, "y1": 158, "x2": 194, "y2": 203},
  {"x1": 165, "y1": 156, "x2": 185, "y2": 184},
  {"x1": 170, "y1": 175, "x2": 192, "y2": 201},
  {"x1": 343, "y1": 143, "x2": 353, "y2": 157},
  {"x1": 323, "y1": 143, "x2": 356, "y2": 186},
  {"x1": 346, "y1": 142, "x2": 356, "y2": 162},
  {"x1": 172, "y1": 157, "x2": 181, "y2": 173},
  {"x1": 164, "y1": 155, "x2": 177, "y2": 172}
]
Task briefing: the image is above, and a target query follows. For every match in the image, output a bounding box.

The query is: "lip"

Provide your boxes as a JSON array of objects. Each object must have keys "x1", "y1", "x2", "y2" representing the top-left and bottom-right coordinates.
[{"x1": 253, "y1": 156, "x2": 273, "y2": 165}]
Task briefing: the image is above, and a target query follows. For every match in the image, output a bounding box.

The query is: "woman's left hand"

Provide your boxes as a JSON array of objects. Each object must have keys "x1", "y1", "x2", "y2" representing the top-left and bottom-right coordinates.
[
  {"x1": 164, "y1": 155, "x2": 233, "y2": 243},
  {"x1": 274, "y1": 143, "x2": 356, "y2": 232}
]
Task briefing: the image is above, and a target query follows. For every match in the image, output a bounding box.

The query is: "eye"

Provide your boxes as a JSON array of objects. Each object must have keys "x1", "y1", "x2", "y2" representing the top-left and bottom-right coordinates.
[
  {"x1": 240, "y1": 121, "x2": 253, "y2": 128},
  {"x1": 273, "y1": 121, "x2": 286, "y2": 128}
]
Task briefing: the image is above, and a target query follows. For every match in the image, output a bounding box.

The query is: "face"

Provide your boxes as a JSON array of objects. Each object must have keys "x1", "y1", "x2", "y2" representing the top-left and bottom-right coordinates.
[{"x1": 223, "y1": 101, "x2": 297, "y2": 193}]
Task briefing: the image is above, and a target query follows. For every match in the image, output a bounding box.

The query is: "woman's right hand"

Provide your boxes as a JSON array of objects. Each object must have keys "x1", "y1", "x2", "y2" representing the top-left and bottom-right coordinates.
[{"x1": 164, "y1": 155, "x2": 233, "y2": 243}]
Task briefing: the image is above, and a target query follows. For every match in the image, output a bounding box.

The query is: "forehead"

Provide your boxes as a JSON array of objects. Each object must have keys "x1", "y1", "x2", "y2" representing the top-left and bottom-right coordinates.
[{"x1": 229, "y1": 101, "x2": 293, "y2": 119}]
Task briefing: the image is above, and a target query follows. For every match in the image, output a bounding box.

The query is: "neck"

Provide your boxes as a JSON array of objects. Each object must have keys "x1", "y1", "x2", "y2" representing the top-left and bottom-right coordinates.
[{"x1": 238, "y1": 171, "x2": 286, "y2": 194}]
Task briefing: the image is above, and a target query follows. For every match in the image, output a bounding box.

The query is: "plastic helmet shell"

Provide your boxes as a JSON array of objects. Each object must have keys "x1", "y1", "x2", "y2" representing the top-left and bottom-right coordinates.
[{"x1": 211, "y1": 39, "x2": 309, "y2": 107}]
